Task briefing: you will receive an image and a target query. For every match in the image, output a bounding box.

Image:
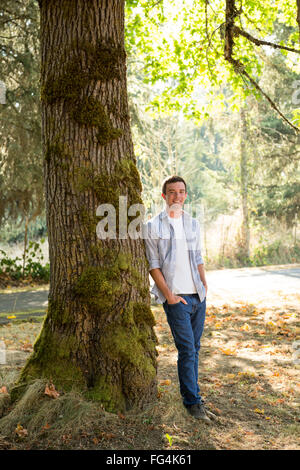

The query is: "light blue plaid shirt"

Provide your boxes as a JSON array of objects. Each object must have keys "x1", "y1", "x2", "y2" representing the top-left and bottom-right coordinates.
[{"x1": 142, "y1": 209, "x2": 206, "y2": 304}]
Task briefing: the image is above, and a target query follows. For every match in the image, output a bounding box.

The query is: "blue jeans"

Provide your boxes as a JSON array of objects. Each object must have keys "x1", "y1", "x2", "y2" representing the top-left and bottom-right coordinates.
[{"x1": 163, "y1": 294, "x2": 206, "y2": 406}]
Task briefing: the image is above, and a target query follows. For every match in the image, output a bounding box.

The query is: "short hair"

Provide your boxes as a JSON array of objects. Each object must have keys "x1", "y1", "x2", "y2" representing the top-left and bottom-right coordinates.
[{"x1": 162, "y1": 175, "x2": 187, "y2": 195}]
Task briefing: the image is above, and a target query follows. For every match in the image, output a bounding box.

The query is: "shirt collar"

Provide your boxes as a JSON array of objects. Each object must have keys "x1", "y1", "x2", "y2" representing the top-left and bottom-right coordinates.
[{"x1": 161, "y1": 208, "x2": 191, "y2": 220}]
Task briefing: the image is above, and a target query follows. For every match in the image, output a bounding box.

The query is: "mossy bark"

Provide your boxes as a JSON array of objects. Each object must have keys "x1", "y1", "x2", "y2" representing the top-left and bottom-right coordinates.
[{"x1": 19, "y1": 0, "x2": 157, "y2": 413}]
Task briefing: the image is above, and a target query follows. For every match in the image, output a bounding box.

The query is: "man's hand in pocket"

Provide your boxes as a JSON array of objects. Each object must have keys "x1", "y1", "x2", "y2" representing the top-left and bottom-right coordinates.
[{"x1": 167, "y1": 294, "x2": 188, "y2": 305}]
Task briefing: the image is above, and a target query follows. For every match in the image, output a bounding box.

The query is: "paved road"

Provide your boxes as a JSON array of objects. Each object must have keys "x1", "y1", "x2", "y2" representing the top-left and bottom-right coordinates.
[
  {"x1": 0, "y1": 288, "x2": 49, "y2": 324},
  {"x1": 0, "y1": 264, "x2": 299, "y2": 323},
  {"x1": 0, "y1": 289, "x2": 49, "y2": 314},
  {"x1": 205, "y1": 264, "x2": 300, "y2": 307}
]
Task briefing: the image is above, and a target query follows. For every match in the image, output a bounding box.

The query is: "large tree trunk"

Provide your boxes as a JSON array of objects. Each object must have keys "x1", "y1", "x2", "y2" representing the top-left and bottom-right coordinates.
[{"x1": 18, "y1": 0, "x2": 157, "y2": 413}]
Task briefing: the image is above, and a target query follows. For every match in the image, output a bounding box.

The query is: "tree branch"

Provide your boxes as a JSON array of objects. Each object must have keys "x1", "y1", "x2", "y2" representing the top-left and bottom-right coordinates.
[
  {"x1": 224, "y1": 0, "x2": 299, "y2": 133},
  {"x1": 231, "y1": 56, "x2": 299, "y2": 132},
  {"x1": 232, "y1": 25, "x2": 300, "y2": 54}
]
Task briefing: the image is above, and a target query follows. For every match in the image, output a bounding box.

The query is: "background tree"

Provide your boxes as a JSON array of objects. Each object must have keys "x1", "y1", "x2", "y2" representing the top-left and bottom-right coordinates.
[
  {"x1": 0, "y1": 0, "x2": 43, "y2": 231},
  {"x1": 248, "y1": 33, "x2": 300, "y2": 230},
  {"x1": 238, "y1": 104, "x2": 250, "y2": 259}
]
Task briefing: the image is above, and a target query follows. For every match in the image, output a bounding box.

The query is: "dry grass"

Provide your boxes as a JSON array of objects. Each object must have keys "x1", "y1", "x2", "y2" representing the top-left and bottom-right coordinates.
[{"x1": 0, "y1": 292, "x2": 299, "y2": 450}]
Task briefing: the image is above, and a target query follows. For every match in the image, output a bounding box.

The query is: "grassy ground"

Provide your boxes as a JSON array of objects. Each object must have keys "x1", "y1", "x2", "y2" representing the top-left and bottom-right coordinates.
[{"x1": 0, "y1": 292, "x2": 299, "y2": 450}]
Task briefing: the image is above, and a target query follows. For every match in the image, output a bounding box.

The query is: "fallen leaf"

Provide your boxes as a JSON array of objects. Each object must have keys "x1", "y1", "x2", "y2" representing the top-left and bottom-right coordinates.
[
  {"x1": 42, "y1": 423, "x2": 51, "y2": 430},
  {"x1": 220, "y1": 347, "x2": 236, "y2": 356},
  {"x1": 7, "y1": 315, "x2": 16, "y2": 319},
  {"x1": 225, "y1": 373, "x2": 236, "y2": 380},
  {"x1": 206, "y1": 403, "x2": 222, "y2": 415},
  {"x1": 251, "y1": 310, "x2": 260, "y2": 316},
  {"x1": 238, "y1": 371, "x2": 255, "y2": 378},
  {"x1": 240, "y1": 323, "x2": 250, "y2": 331},
  {"x1": 15, "y1": 423, "x2": 28, "y2": 438},
  {"x1": 0, "y1": 386, "x2": 8, "y2": 394},
  {"x1": 253, "y1": 384, "x2": 265, "y2": 392},
  {"x1": 99, "y1": 432, "x2": 116, "y2": 440},
  {"x1": 254, "y1": 408, "x2": 264, "y2": 414},
  {"x1": 20, "y1": 343, "x2": 33, "y2": 352},
  {"x1": 160, "y1": 379, "x2": 171, "y2": 386},
  {"x1": 257, "y1": 330, "x2": 266, "y2": 336},
  {"x1": 44, "y1": 383, "x2": 60, "y2": 399}
]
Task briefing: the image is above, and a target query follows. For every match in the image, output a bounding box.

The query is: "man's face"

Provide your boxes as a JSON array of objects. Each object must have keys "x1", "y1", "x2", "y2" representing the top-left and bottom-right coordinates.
[{"x1": 162, "y1": 182, "x2": 187, "y2": 211}]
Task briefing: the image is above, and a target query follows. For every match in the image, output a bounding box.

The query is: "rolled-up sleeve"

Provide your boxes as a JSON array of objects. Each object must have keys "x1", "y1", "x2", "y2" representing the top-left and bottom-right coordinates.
[
  {"x1": 195, "y1": 220, "x2": 204, "y2": 265},
  {"x1": 142, "y1": 222, "x2": 161, "y2": 271}
]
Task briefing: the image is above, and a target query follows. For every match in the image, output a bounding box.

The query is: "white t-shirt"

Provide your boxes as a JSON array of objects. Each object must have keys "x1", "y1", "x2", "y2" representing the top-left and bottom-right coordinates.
[{"x1": 168, "y1": 215, "x2": 197, "y2": 295}]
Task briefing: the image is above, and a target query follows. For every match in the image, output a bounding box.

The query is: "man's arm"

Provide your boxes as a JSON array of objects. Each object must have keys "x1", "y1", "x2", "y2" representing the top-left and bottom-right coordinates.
[
  {"x1": 195, "y1": 219, "x2": 207, "y2": 295},
  {"x1": 149, "y1": 268, "x2": 187, "y2": 305},
  {"x1": 198, "y1": 263, "x2": 208, "y2": 295}
]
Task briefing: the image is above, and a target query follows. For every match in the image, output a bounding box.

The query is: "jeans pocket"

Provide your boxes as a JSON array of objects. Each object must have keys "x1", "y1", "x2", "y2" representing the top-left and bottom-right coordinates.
[{"x1": 167, "y1": 300, "x2": 182, "y2": 308}]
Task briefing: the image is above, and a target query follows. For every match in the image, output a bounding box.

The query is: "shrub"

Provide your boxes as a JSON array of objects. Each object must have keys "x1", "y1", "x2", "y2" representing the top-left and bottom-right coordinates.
[{"x1": 0, "y1": 239, "x2": 49, "y2": 282}]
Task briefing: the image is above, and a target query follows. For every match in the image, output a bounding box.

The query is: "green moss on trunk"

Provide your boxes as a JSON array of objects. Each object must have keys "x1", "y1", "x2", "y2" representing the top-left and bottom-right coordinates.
[
  {"x1": 17, "y1": 300, "x2": 157, "y2": 413},
  {"x1": 41, "y1": 40, "x2": 126, "y2": 146},
  {"x1": 73, "y1": 158, "x2": 143, "y2": 204},
  {"x1": 19, "y1": 324, "x2": 86, "y2": 392},
  {"x1": 44, "y1": 136, "x2": 72, "y2": 165},
  {"x1": 84, "y1": 376, "x2": 126, "y2": 413}
]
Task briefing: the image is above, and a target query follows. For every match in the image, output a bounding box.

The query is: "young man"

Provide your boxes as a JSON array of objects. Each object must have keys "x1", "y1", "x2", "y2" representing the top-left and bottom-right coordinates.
[{"x1": 143, "y1": 175, "x2": 215, "y2": 422}]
